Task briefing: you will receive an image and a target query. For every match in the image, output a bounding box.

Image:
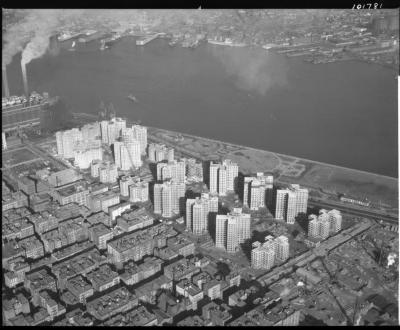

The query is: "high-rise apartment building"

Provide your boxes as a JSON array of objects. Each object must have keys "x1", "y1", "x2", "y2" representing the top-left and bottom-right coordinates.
[
  {"x1": 209, "y1": 160, "x2": 238, "y2": 196},
  {"x1": 215, "y1": 208, "x2": 250, "y2": 253},
  {"x1": 100, "y1": 117, "x2": 126, "y2": 145},
  {"x1": 98, "y1": 162, "x2": 118, "y2": 184},
  {"x1": 119, "y1": 175, "x2": 137, "y2": 197},
  {"x1": 182, "y1": 158, "x2": 203, "y2": 182},
  {"x1": 129, "y1": 179, "x2": 149, "y2": 203},
  {"x1": 327, "y1": 209, "x2": 342, "y2": 233},
  {"x1": 243, "y1": 173, "x2": 274, "y2": 210},
  {"x1": 157, "y1": 160, "x2": 186, "y2": 183},
  {"x1": 132, "y1": 125, "x2": 147, "y2": 155},
  {"x1": 186, "y1": 193, "x2": 218, "y2": 235},
  {"x1": 56, "y1": 128, "x2": 83, "y2": 158},
  {"x1": 147, "y1": 143, "x2": 174, "y2": 162},
  {"x1": 153, "y1": 180, "x2": 185, "y2": 218},
  {"x1": 81, "y1": 122, "x2": 101, "y2": 141},
  {"x1": 121, "y1": 127, "x2": 142, "y2": 168},
  {"x1": 100, "y1": 120, "x2": 109, "y2": 144},
  {"x1": 91, "y1": 160, "x2": 102, "y2": 178},
  {"x1": 275, "y1": 184, "x2": 308, "y2": 224},
  {"x1": 308, "y1": 213, "x2": 330, "y2": 240},
  {"x1": 2, "y1": 132, "x2": 7, "y2": 150},
  {"x1": 251, "y1": 239, "x2": 275, "y2": 270},
  {"x1": 251, "y1": 235, "x2": 289, "y2": 269},
  {"x1": 114, "y1": 137, "x2": 142, "y2": 171},
  {"x1": 73, "y1": 140, "x2": 103, "y2": 169},
  {"x1": 274, "y1": 235, "x2": 289, "y2": 262}
]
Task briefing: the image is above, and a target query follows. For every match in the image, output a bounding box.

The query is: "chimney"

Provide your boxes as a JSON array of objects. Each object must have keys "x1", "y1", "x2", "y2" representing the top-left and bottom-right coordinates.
[
  {"x1": 2, "y1": 66, "x2": 10, "y2": 97},
  {"x1": 21, "y1": 61, "x2": 29, "y2": 97}
]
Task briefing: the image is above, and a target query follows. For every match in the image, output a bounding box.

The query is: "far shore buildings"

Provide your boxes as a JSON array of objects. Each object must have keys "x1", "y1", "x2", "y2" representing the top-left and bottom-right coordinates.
[
  {"x1": 275, "y1": 184, "x2": 308, "y2": 224},
  {"x1": 215, "y1": 208, "x2": 250, "y2": 253},
  {"x1": 209, "y1": 159, "x2": 238, "y2": 196}
]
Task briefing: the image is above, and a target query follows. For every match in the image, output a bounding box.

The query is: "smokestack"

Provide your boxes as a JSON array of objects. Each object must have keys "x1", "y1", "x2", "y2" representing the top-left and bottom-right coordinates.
[
  {"x1": 21, "y1": 61, "x2": 29, "y2": 97},
  {"x1": 2, "y1": 66, "x2": 10, "y2": 98}
]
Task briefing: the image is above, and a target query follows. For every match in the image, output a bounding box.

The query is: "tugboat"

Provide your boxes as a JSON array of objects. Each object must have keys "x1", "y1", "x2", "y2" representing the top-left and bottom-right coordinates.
[
  {"x1": 100, "y1": 40, "x2": 108, "y2": 51},
  {"x1": 127, "y1": 94, "x2": 138, "y2": 103},
  {"x1": 68, "y1": 41, "x2": 76, "y2": 51}
]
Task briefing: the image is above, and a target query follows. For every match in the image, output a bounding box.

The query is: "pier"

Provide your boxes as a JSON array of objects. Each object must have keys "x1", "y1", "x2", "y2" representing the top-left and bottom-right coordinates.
[{"x1": 136, "y1": 34, "x2": 161, "y2": 46}]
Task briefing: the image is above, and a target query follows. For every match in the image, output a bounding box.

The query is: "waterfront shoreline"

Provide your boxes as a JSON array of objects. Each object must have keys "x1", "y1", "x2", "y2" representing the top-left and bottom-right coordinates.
[{"x1": 71, "y1": 112, "x2": 397, "y2": 181}]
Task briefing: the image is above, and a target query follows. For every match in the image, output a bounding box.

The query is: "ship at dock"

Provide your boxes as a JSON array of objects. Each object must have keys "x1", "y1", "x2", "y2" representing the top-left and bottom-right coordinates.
[
  {"x1": 58, "y1": 32, "x2": 82, "y2": 42},
  {"x1": 101, "y1": 32, "x2": 123, "y2": 48},
  {"x1": 207, "y1": 38, "x2": 246, "y2": 47},
  {"x1": 136, "y1": 34, "x2": 160, "y2": 46},
  {"x1": 78, "y1": 31, "x2": 105, "y2": 43}
]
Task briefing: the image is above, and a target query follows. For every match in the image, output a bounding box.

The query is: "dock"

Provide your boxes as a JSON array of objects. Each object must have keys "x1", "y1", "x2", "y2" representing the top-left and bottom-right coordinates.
[{"x1": 136, "y1": 34, "x2": 160, "y2": 46}]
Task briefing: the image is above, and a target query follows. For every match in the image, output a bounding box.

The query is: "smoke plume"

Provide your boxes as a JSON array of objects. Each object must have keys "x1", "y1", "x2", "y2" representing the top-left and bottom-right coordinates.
[
  {"x1": 3, "y1": 9, "x2": 84, "y2": 68},
  {"x1": 3, "y1": 9, "x2": 225, "y2": 69},
  {"x1": 209, "y1": 46, "x2": 288, "y2": 95},
  {"x1": 21, "y1": 61, "x2": 28, "y2": 96},
  {"x1": 2, "y1": 67, "x2": 10, "y2": 97}
]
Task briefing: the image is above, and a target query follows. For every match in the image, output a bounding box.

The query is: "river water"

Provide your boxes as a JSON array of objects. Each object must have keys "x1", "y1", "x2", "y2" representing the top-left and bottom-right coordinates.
[{"x1": 4, "y1": 36, "x2": 398, "y2": 177}]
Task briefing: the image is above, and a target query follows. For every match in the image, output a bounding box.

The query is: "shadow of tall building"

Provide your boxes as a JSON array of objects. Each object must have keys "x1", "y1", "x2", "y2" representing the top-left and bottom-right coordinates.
[{"x1": 236, "y1": 172, "x2": 245, "y2": 201}]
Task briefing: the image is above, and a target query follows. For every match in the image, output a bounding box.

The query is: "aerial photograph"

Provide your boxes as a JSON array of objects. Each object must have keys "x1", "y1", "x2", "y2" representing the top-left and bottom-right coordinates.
[{"x1": 1, "y1": 7, "x2": 399, "y2": 326}]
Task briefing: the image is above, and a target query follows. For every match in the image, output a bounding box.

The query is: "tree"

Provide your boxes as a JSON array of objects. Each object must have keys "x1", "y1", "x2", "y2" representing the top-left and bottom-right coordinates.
[{"x1": 216, "y1": 261, "x2": 230, "y2": 280}]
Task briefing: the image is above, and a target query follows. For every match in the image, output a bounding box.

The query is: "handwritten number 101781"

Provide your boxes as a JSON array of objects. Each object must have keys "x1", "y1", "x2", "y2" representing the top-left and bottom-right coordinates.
[{"x1": 352, "y1": 3, "x2": 383, "y2": 9}]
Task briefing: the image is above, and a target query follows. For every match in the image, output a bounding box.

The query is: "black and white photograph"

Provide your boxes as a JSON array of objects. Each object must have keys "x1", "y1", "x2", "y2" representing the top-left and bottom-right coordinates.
[{"x1": 1, "y1": 5, "x2": 399, "y2": 326}]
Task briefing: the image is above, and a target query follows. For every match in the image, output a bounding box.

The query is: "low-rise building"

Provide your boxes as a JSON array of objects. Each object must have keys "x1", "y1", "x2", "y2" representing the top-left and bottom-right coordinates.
[
  {"x1": 51, "y1": 240, "x2": 94, "y2": 263},
  {"x1": 177, "y1": 315, "x2": 212, "y2": 326},
  {"x1": 135, "y1": 275, "x2": 173, "y2": 303},
  {"x1": 54, "y1": 308, "x2": 94, "y2": 326},
  {"x1": 66, "y1": 275, "x2": 94, "y2": 303},
  {"x1": 2, "y1": 191, "x2": 29, "y2": 211},
  {"x1": 116, "y1": 207, "x2": 155, "y2": 232},
  {"x1": 167, "y1": 235, "x2": 195, "y2": 257},
  {"x1": 86, "y1": 211, "x2": 112, "y2": 227},
  {"x1": 120, "y1": 256, "x2": 163, "y2": 286},
  {"x1": 108, "y1": 202, "x2": 132, "y2": 223},
  {"x1": 176, "y1": 279, "x2": 204, "y2": 310},
  {"x1": 230, "y1": 303, "x2": 301, "y2": 326},
  {"x1": 164, "y1": 258, "x2": 200, "y2": 282},
  {"x1": 2, "y1": 293, "x2": 30, "y2": 325},
  {"x1": 24, "y1": 268, "x2": 57, "y2": 305},
  {"x1": 86, "y1": 287, "x2": 138, "y2": 321},
  {"x1": 4, "y1": 257, "x2": 30, "y2": 288},
  {"x1": 52, "y1": 248, "x2": 107, "y2": 290},
  {"x1": 51, "y1": 181, "x2": 90, "y2": 206},
  {"x1": 88, "y1": 223, "x2": 113, "y2": 250},
  {"x1": 107, "y1": 223, "x2": 175, "y2": 268},
  {"x1": 38, "y1": 290, "x2": 66, "y2": 320},
  {"x1": 18, "y1": 235, "x2": 45, "y2": 260},
  {"x1": 86, "y1": 264, "x2": 120, "y2": 292},
  {"x1": 88, "y1": 190, "x2": 120, "y2": 214},
  {"x1": 2, "y1": 217, "x2": 34, "y2": 241},
  {"x1": 202, "y1": 301, "x2": 232, "y2": 326},
  {"x1": 102, "y1": 305, "x2": 158, "y2": 326},
  {"x1": 40, "y1": 217, "x2": 89, "y2": 252}
]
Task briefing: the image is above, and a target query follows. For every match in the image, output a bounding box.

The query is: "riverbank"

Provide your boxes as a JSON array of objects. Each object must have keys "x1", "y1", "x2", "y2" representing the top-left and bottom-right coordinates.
[{"x1": 70, "y1": 112, "x2": 398, "y2": 212}]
